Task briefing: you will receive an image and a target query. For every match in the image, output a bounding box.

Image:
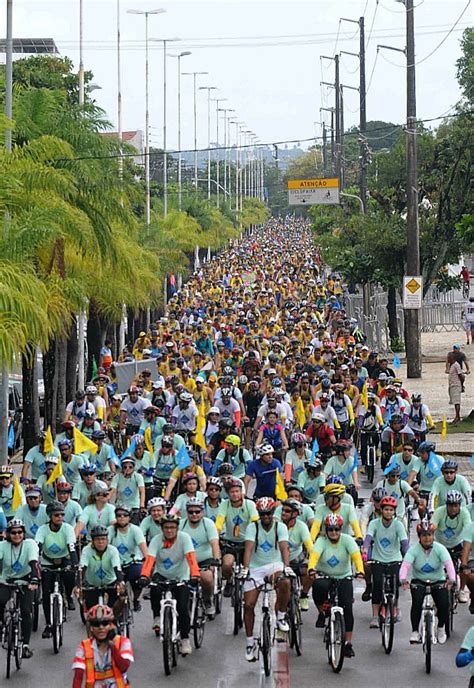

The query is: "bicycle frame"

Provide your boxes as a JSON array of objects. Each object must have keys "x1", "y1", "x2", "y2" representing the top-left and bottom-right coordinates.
[{"x1": 157, "y1": 581, "x2": 183, "y2": 645}]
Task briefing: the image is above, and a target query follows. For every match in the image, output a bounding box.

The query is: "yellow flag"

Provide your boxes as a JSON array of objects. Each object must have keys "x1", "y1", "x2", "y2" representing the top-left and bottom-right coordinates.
[
  {"x1": 441, "y1": 415, "x2": 448, "y2": 439},
  {"x1": 73, "y1": 426, "x2": 98, "y2": 454},
  {"x1": 195, "y1": 396, "x2": 207, "y2": 451},
  {"x1": 12, "y1": 476, "x2": 23, "y2": 511},
  {"x1": 46, "y1": 457, "x2": 63, "y2": 484},
  {"x1": 361, "y1": 381, "x2": 369, "y2": 409},
  {"x1": 144, "y1": 426, "x2": 154, "y2": 454},
  {"x1": 295, "y1": 397, "x2": 306, "y2": 429},
  {"x1": 43, "y1": 425, "x2": 54, "y2": 454},
  {"x1": 96, "y1": 405, "x2": 104, "y2": 421},
  {"x1": 275, "y1": 470, "x2": 288, "y2": 501}
]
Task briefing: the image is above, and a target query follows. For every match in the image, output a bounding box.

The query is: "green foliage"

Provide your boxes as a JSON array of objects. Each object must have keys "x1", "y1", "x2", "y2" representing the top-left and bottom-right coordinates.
[
  {"x1": 456, "y1": 28, "x2": 474, "y2": 105},
  {"x1": 434, "y1": 272, "x2": 462, "y2": 293}
]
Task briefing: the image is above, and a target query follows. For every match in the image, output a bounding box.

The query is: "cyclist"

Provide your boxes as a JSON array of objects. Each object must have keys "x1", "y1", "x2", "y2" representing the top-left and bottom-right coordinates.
[
  {"x1": 244, "y1": 444, "x2": 283, "y2": 499},
  {"x1": 57, "y1": 438, "x2": 85, "y2": 487},
  {"x1": 74, "y1": 483, "x2": 116, "y2": 539},
  {"x1": 169, "y1": 472, "x2": 206, "y2": 516},
  {"x1": 180, "y1": 498, "x2": 220, "y2": 618},
  {"x1": 242, "y1": 380, "x2": 264, "y2": 448},
  {"x1": 407, "y1": 440, "x2": 445, "y2": 520},
  {"x1": 204, "y1": 476, "x2": 222, "y2": 522},
  {"x1": 375, "y1": 462, "x2": 420, "y2": 524},
  {"x1": 154, "y1": 422, "x2": 186, "y2": 453},
  {"x1": 64, "y1": 389, "x2": 95, "y2": 424},
  {"x1": 0, "y1": 464, "x2": 25, "y2": 519},
  {"x1": 279, "y1": 498, "x2": 313, "y2": 611},
  {"x1": 172, "y1": 391, "x2": 198, "y2": 432},
  {"x1": 380, "y1": 414, "x2": 415, "y2": 470},
  {"x1": 72, "y1": 604, "x2": 134, "y2": 688},
  {"x1": 21, "y1": 430, "x2": 60, "y2": 483},
  {"x1": 216, "y1": 479, "x2": 258, "y2": 596},
  {"x1": 308, "y1": 513, "x2": 364, "y2": 658},
  {"x1": 357, "y1": 392, "x2": 383, "y2": 468},
  {"x1": 407, "y1": 393, "x2": 434, "y2": 445},
  {"x1": 242, "y1": 497, "x2": 292, "y2": 662},
  {"x1": 77, "y1": 524, "x2": 125, "y2": 612},
  {"x1": 305, "y1": 411, "x2": 336, "y2": 460},
  {"x1": 329, "y1": 383, "x2": 354, "y2": 439},
  {"x1": 429, "y1": 459, "x2": 471, "y2": 510},
  {"x1": 73, "y1": 463, "x2": 107, "y2": 508},
  {"x1": 212, "y1": 433, "x2": 251, "y2": 479},
  {"x1": 120, "y1": 385, "x2": 151, "y2": 437},
  {"x1": 56, "y1": 481, "x2": 83, "y2": 527},
  {"x1": 0, "y1": 518, "x2": 40, "y2": 658},
  {"x1": 78, "y1": 408, "x2": 101, "y2": 439},
  {"x1": 86, "y1": 429, "x2": 119, "y2": 478},
  {"x1": 277, "y1": 484, "x2": 315, "y2": 529},
  {"x1": 108, "y1": 505, "x2": 148, "y2": 612},
  {"x1": 324, "y1": 439, "x2": 361, "y2": 503},
  {"x1": 296, "y1": 457, "x2": 326, "y2": 503},
  {"x1": 255, "y1": 409, "x2": 288, "y2": 460},
  {"x1": 391, "y1": 441, "x2": 418, "y2": 481},
  {"x1": 362, "y1": 495, "x2": 408, "y2": 628},
  {"x1": 110, "y1": 457, "x2": 146, "y2": 523},
  {"x1": 16, "y1": 485, "x2": 48, "y2": 539},
  {"x1": 399, "y1": 519, "x2": 455, "y2": 645},
  {"x1": 284, "y1": 432, "x2": 311, "y2": 483},
  {"x1": 432, "y1": 489, "x2": 470, "y2": 603},
  {"x1": 35, "y1": 501, "x2": 78, "y2": 638},
  {"x1": 139, "y1": 405, "x2": 166, "y2": 444},
  {"x1": 164, "y1": 452, "x2": 207, "y2": 500},
  {"x1": 140, "y1": 497, "x2": 167, "y2": 544},
  {"x1": 360, "y1": 487, "x2": 387, "y2": 602},
  {"x1": 310, "y1": 482, "x2": 362, "y2": 541},
  {"x1": 139, "y1": 513, "x2": 200, "y2": 656}
]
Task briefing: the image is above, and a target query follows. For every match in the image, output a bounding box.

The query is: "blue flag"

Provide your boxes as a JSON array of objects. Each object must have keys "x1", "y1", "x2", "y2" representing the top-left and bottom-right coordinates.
[
  {"x1": 427, "y1": 451, "x2": 443, "y2": 476},
  {"x1": 471, "y1": 453, "x2": 474, "y2": 467},
  {"x1": 345, "y1": 449, "x2": 359, "y2": 478},
  {"x1": 393, "y1": 355, "x2": 401, "y2": 370},
  {"x1": 176, "y1": 444, "x2": 191, "y2": 470},
  {"x1": 108, "y1": 445, "x2": 120, "y2": 467},
  {"x1": 120, "y1": 436, "x2": 136, "y2": 462},
  {"x1": 309, "y1": 437, "x2": 319, "y2": 465},
  {"x1": 7, "y1": 423, "x2": 14, "y2": 450}
]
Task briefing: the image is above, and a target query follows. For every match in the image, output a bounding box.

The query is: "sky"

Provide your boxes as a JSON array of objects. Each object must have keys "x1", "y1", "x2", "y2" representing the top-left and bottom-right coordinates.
[{"x1": 1, "y1": 0, "x2": 472, "y2": 153}]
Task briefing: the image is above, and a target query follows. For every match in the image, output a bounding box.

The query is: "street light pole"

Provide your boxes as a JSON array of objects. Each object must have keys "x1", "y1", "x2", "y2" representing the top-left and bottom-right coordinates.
[
  {"x1": 79, "y1": 0, "x2": 84, "y2": 105},
  {"x1": 182, "y1": 71, "x2": 208, "y2": 195},
  {"x1": 198, "y1": 86, "x2": 217, "y2": 202},
  {"x1": 218, "y1": 108, "x2": 234, "y2": 200},
  {"x1": 212, "y1": 97, "x2": 227, "y2": 208},
  {"x1": 169, "y1": 51, "x2": 191, "y2": 210}
]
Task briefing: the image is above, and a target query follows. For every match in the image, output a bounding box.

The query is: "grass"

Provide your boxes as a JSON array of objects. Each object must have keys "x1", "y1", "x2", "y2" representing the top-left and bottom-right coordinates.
[{"x1": 432, "y1": 416, "x2": 474, "y2": 434}]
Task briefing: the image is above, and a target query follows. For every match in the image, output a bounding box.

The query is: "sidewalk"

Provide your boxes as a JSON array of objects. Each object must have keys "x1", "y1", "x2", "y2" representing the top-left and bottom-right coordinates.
[{"x1": 396, "y1": 331, "x2": 473, "y2": 456}]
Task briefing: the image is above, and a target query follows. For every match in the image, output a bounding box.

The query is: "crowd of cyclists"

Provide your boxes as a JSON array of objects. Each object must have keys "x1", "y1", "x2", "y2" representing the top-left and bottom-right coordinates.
[{"x1": 0, "y1": 217, "x2": 473, "y2": 684}]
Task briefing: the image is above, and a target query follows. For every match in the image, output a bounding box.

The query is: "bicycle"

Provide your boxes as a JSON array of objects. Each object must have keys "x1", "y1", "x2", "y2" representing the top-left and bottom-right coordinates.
[
  {"x1": 116, "y1": 578, "x2": 134, "y2": 639},
  {"x1": 79, "y1": 584, "x2": 117, "y2": 625},
  {"x1": 317, "y1": 575, "x2": 350, "y2": 673},
  {"x1": 287, "y1": 570, "x2": 302, "y2": 656},
  {"x1": 411, "y1": 580, "x2": 446, "y2": 674},
  {"x1": 47, "y1": 567, "x2": 70, "y2": 654},
  {"x1": 31, "y1": 586, "x2": 41, "y2": 633},
  {"x1": 221, "y1": 539, "x2": 245, "y2": 635},
  {"x1": 1, "y1": 581, "x2": 24, "y2": 679},
  {"x1": 150, "y1": 579, "x2": 183, "y2": 676},
  {"x1": 188, "y1": 579, "x2": 206, "y2": 649},
  {"x1": 446, "y1": 553, "x2": 461, "y2": 638},
  {"x1": 246, "y1": 576, "x2": 274, "y2": 677},
  {"x1": 213, "y1": 563, "x2": 223, "y2": 616},
  {"x1": 361, "y1": 430, "x2": 378, "y2": 484},
  {"x1": 368, "y1": 561, "x2": 399, "y2": 654}
]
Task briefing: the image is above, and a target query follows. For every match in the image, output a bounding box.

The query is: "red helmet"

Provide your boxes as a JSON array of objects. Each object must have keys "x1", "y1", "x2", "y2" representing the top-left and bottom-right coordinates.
[
  {"x1": 87, "y1": 604, "x2": 115, "y2": 623},
  {"x1": 416, "y1": 519, "x2": 436, "y2": 536},
  {"x1": 380, "y1": 496, "x2": 398, "y2": 509},
  {"x1": 324, "y1": 513, "x2": 344, "y2": 529},
  {"x1": 255, "y1": 497, "x2": 277, "y2": 513}
]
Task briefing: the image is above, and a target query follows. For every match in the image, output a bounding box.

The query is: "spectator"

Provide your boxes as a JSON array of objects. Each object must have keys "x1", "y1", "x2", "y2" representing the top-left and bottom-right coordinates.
[{"x1": 446, "y1": 351, "x2": 465, "y2": 424}]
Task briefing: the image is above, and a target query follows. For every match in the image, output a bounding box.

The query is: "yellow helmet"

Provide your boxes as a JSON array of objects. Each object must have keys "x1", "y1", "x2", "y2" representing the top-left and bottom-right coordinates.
[
  {"x1": 324, "y1": 483, "x2": 346, "y2": 497},
  {"x1": 225, "y1": 434, "x2": 241, "y2": 448}
]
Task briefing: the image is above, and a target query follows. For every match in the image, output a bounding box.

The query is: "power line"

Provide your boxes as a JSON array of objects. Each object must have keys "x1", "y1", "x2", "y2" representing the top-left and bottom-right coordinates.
[
  {"x1": 365, "y1": 0, "x2": 379, "y2": 50},
  {"x1": 414, "y1": 0, "x2": 471, "y2": 66}
]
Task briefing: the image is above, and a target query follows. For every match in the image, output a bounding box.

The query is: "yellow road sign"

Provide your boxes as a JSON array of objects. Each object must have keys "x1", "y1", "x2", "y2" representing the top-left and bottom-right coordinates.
[
  {"x1": 287, "y1": 177, "x2": 339, "y2": 189},
  {"x1": 403, "y1": 275, "x2": 423, "y2": 309},
  {"x1": 405, "y1": 278, "x2": 421, "y2": 294}
]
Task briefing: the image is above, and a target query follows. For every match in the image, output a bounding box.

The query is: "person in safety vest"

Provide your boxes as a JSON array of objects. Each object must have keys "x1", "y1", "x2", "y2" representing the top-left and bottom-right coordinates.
[{"x1": 71, "y1": 603, "x2": 134, "y2": 687}]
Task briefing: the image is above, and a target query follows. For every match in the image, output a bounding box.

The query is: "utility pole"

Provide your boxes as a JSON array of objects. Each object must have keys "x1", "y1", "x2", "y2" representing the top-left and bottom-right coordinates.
[
  {"x1": 335, "y1": 54, "x2": 341, "y2": 186},
  {"x1": 182, "y1": 71, "x2": 208, "y2": 196},
  {"x1": 405, "y1": 0, "x2": 421, "y2": 377},
  {"x1": 359, "y1": 16, "x2": 367, "y2": 211},
  {"x1": 322, "y1": 122, "x2": 327, "y2": 174}
]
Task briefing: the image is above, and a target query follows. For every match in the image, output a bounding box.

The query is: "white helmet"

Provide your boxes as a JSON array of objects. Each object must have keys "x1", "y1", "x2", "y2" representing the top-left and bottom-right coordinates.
[
  {"x1": 312, "y1": 411, "x2": 326, "y2": 423},
  {"x1": 147, "y1": 497, "x2": 167, "y2": 510},
  {"x1": 256, "y1": 443, "x2": 274, "y2": 457},
  {"x1": 86, "y1": 385, "x2": 98, "y2": 395},
  {"x1": 208, "y1": 406, "x2": 220, "y2": 415}
]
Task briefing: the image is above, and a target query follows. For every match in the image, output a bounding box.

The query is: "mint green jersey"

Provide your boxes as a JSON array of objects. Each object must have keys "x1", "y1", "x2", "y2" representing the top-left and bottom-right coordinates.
[
  {"x1": 80, "y1": 543, "x2": 121, "y2": 587},
  {"x1": 367, "y1": 517, "x2": 406, "y2": 563},
  {"x1": 245, "y1": 520, "x2": 288, "y2": 568},
  {"x1": 311, "y1": 533, "x2": 358, "y2": 579},
  {"x1": 180, "y1": 516, "x2": 218, "y2": 563}
]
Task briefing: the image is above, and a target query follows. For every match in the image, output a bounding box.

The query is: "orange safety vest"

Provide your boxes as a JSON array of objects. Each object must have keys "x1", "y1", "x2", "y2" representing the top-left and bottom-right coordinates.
[{"x1": 82, "y1": 636, "x2": 129, "y2": 688}]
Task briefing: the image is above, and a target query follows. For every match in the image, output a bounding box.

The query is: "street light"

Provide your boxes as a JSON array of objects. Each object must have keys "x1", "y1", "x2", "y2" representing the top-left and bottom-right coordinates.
[
  {"x1": 218, "y1": 107, "x2": 235, "y2": 200},
  {"x1": 198, "y1": 85, "x2": 218, "y2": 202},
  {"x1": 168, "y1": 51, "x2": 191, "y2": 209},
  {"x1": 127, "y1": 9, "x2": 166, "y2": 225},
  {"x1": 182, "y1": 71, "x2": 208, "y2": 194},
  {"x1": 211, "y1": 97, "x2": 227, "y2": 208}
]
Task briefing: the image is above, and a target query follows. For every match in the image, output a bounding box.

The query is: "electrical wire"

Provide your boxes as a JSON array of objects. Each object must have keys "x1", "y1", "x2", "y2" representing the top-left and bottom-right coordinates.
[
  {"x1": 414, "y1": 0, "x2": 471, "y2": 66},
  {"x1": 365, "y1": 0, "x2": 379, "y2": 50}
]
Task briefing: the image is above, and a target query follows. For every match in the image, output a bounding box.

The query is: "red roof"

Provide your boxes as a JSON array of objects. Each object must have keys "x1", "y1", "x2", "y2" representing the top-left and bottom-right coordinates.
[{"x1": 102, "y1": 131, "x2": 140, "y2": 141}]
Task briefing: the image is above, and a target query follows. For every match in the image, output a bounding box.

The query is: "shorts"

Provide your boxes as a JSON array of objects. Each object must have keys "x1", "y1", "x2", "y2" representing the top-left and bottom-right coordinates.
[
  {"x1": 449, "y1": 386, "x2": 462, "y2": 405},
  {"x1": 244, "y1": 562, "x2": 284, "y2": 592}
]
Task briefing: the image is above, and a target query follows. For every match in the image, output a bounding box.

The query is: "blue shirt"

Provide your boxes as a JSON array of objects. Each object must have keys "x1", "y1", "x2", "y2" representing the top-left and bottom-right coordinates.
[{"x1": 245, "y1": 458, "x2": 282, "y2": 499}]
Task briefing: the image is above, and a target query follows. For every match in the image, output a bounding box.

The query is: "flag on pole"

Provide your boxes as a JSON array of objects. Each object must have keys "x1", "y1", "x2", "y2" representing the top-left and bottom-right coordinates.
[
  {"x1": 73, "y1": 427, "x2": 98, "y2": 455},
  {"x1": 92, "y1": 356, "x2": 98, "y2": 380},
  {"x1": 176, "y1": 444, "x2": 191, "y2": 470},
  {"x1": 47, "y1": 457, "x2": 63, "y2": 484},
  {"x1": 43, "y1": 425, "x2": 54, "y2": 454},
  {"x1": 440, "y1": 415, "x2": 448, "y2": 439},
  {"x1": 120, "y1": 436, "x2": 136, "y2": 462},
  {"x1": 295, "y1": 397, "x2": 306, "y2": 429},
  {"x1": 275, "y1": 470, "x2": 288, "y2": 500},
  {"x1": 7, "y1": 423, "x2": 15, "y2": 450},
  {"x1": 12, "y1": 476, "x2": 23, "y2": 511},
  {"x1": 143, "y1": 426, "x2": 154, "y2": 454},
  {"x1": 360, "y1": 382, "x2": 368, "y2": 409},
  {"x1": 427, "y1": 451, "x2": 443, "y2": 476},
  {"x1": 195, "y1": 396, "x2": 207, "y2": 451},
  {"x1": 393, "y1": 355, "x2": 401, "y2": 370},
  {"x1": 309, "y1": 437, "x2": 319, "y2": 465}
]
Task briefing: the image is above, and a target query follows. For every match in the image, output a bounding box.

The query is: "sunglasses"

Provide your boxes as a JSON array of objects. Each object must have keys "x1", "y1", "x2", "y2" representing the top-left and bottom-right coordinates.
[
  {"x1": 442, "y1": 470, "x2": 456, "y2": 475},
  {"x1": 282, "y1": 508, "x2": 294, "y2": 514},
  {"x1": 10, "y1": 530, "x2": 23, "y2": 535},
  {"x1": 27, "y1": 495, "x2": 40, "y2": 499},
  {"x1": 207, "y1": 486, "x2": 220, "y2": 491},
  {"x1": 116, "y1": 512, "x2": 130, "y2": 517},
  {"x1": 326, "y1": 527, "x2": 341, "y2": 532},
  {"x1": 404, "y1": 447, "x2": 414, "y2": 452},
  {"x1": 52, "y1": 513, "x2": 65, "y2": 517},
  {"x1": 90, "y1": 620, "x2": 112, "y2": 628},
  {"x1": 187, "y1": 510, "x2": 202, "y2": 515}
]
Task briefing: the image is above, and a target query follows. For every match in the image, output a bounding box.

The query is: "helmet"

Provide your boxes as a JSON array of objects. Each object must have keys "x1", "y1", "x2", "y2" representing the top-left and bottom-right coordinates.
[
  {"x1": 380, "y1": 496, "x2": 398, "y2": 509},
  {"x1": 418, "y1": 440, "x2": 436, "y2": 454},
  {"x1": 186, "y1": 497, "x2": 204, "y2": 510},
  {"x1": 441, "y1": 459, "x2": 458, "y2": 472},
  {"x1": 179, "y1": 391, "x2": 193, "y2": 403},
  {"x1": 225, "y1": 434, "x2": 241, "y2": 448},
  {"x1": 182, "y1": 472, "x2": 199, "y2": 485},
  {"x1": 87, "y1": 604, "x2": 115, "y2": 623},
  {"x1": 75, "y1": 389, "x2": 86, "y2": 399},
  {"x1": 91, "y1": 483, "x2": 109, "y2": 496},
  {"x1": 218, "y1": 419, "x2": 234, "y2": 429},
  {"x1": 25, "y1": 486, "x2": 42, "y2": 498},
  {"x1": 115, "y1": 505, "x2": 131, "y2": 516},
  {"x1": 86, "y1": 385, "x2": 98, "y2": 395},
  {"x1": 217, "y1": 462, "x2": 234, "y2": 476},
  {"x1": 0, "y1": 464, "x2": 13, "y2": 477},
  {"x1": 321, "y1": 379, "x2": 331, "y2": 389},
  {"x1": 271, "y1": 377, "x2": 282, "y2": 387},
  {"x1": 323, "y1": 483, "x2": 346, "y2": 497},
  {"x1": 207, "y1": 476, "x2": 222, "y2": 488},
  {"x1": 46, "y1": 501, "x2": 65, "y2": 516},
  {"x1": 324, "y1": 513, "x2": 344, "y2": 529},
  {"x1": 91, "y1": 430, "x2": 106, "y2": 440},
  {"x1": 255, "y1": 497, "x2": 277, "y2": 513},
  {"x1": 281, "y1": 498, "x2": 302, "y2": 515},
  {"x1": 411, "y1": 393, "x2": 422, "y2": 402},
  {"x1": 416, "y1": 519, "x2": 436, "y2": 536},
  {"x1": 57, "y1": 438, "x2": 72, "y2": 448},
  {"x1": 161, "y1": 436, "x2": 174, "y2": 448},
  {"x1": 226, "y1": 478, "x2": 243, "y2": 491},
  {"x1": 128, "y1": 385, "x2": 139, "y2": 394},
  {"x1": 305, "y1": 458, "x2": 324, "y2": 471},
  {"x1": 160, "y1": 513, "x2": 181, "y2": 526},
  {"x1": 371, "y1": 487, "x2": 388, "y2": 501},
  {"x1": 292, "y1": 432, "x2": 306, "y2": 445},
  {"x1": 208, "y1": 406, "x2": 220, "y2": 415},
  {"x1": 386, "y1": 462, "x2": 401, "y2": 475},
  {"x1": 367, "y1": 391, "x2": 376, "y2": 401},
  {"x1": 239, "y1": 375, "x2": 248, "y2": 385},
  {"x1": 90, "y1": 525, "x2": 109, "y2": 538},
  {"x1": 312, "y1": 412, "x2": 326, "y2": 423},
  {"x1": 56, "y1": 482, "x2": 73, "y2": 493},
  {"x1": 335, "y1": 439, "x2": 352, "y2": 452},
  {"x1": 221, "y1": 388, "x2": 232, "y2": 397},
  {"x1": 131, "y1": 433, "x2": 145, "y2": 446},
  {"x1": 45, "y1": 456, "x2": 59, "y2": 465},
  {"x1": 80, "y1": 463, "x2": 97, "y2": 475},
  {"x1": 147, "y1": 497, "x2": 167, "y2": 510},
  {"x1": 37, "y1": 430, "x2": 47, "y2": 441},
  {"x1": 326, "y1": 474, "x2": 344, "y2": 485},
  {"x1": 84, "y1": 409, "x2": 96, "y2": 419},
  {"x1": 7, "y1": 518, "x2": 25, "y2": 532},
  {"x1": 446, "y1": 490, "x2": 463, "y2": 505},
  {"x1": 256, "y1": 444, "x2": 274, "y2": 457},
  {"x1": 389, "y1": 413, "x2": 403, "y2": 424},
  {"x1": 162, "y1": 423, "x2": 175, "y2": 434}
]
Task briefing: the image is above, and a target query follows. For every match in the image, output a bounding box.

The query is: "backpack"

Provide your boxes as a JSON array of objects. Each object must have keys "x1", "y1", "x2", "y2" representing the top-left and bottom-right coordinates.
[{"x1": 254, "y1": 520, "x2": 280, "y2": 551}]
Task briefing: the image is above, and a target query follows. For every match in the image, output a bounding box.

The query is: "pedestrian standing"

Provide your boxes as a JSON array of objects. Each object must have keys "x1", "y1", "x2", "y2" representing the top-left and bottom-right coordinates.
[{"x1": 446, "y1": 351, "x2": 465, "y2": 424}]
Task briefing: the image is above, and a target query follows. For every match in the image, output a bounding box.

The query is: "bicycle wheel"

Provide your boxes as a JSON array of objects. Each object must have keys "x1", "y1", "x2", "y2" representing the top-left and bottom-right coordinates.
[
  {"x1": 381, "y1": 597, "x2": 394, "y2": 654},
  {"x1": 292, "y1": 603, "x2": 303, "y2": 656},
  {"x1": 423, "y1": 613, "x2": 432, "y2": 675},
  {"x1": 214, "y1": 568, "x2": 223, "y2": 615},
  {"x1": 52, "y1": 596, "x2": 61, "y2": 654},
  {"x1": 13, "y1": 622, "x2": 22, "y2": 672},
  {"x1": 162, "y1": 607, "x2": 174, "y2": 676},
  {"x1": 328, "y1": 611, "x2": 345, "y2": 673},
  {"x1": 232, "y1": 580, "x2": 242, "y2": 636},
  {"x1": 193, "y1": 596, "x2": 206, "y2": 649},
  {"x1": 262, "y1": 612, "x2": 272, "y2": 677},
  {"x1": 366, "y1": 447, "x2": 375, "y2": 484},
  {"x1": 32, "y1": 589, "x2": 40, "y2": 633},
  {"x1": 5, "y1": 620, "x2": 13, "y2": 679},
  {"x1": 446, "y1": 587, "x2": 455, "y2": 638}
]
